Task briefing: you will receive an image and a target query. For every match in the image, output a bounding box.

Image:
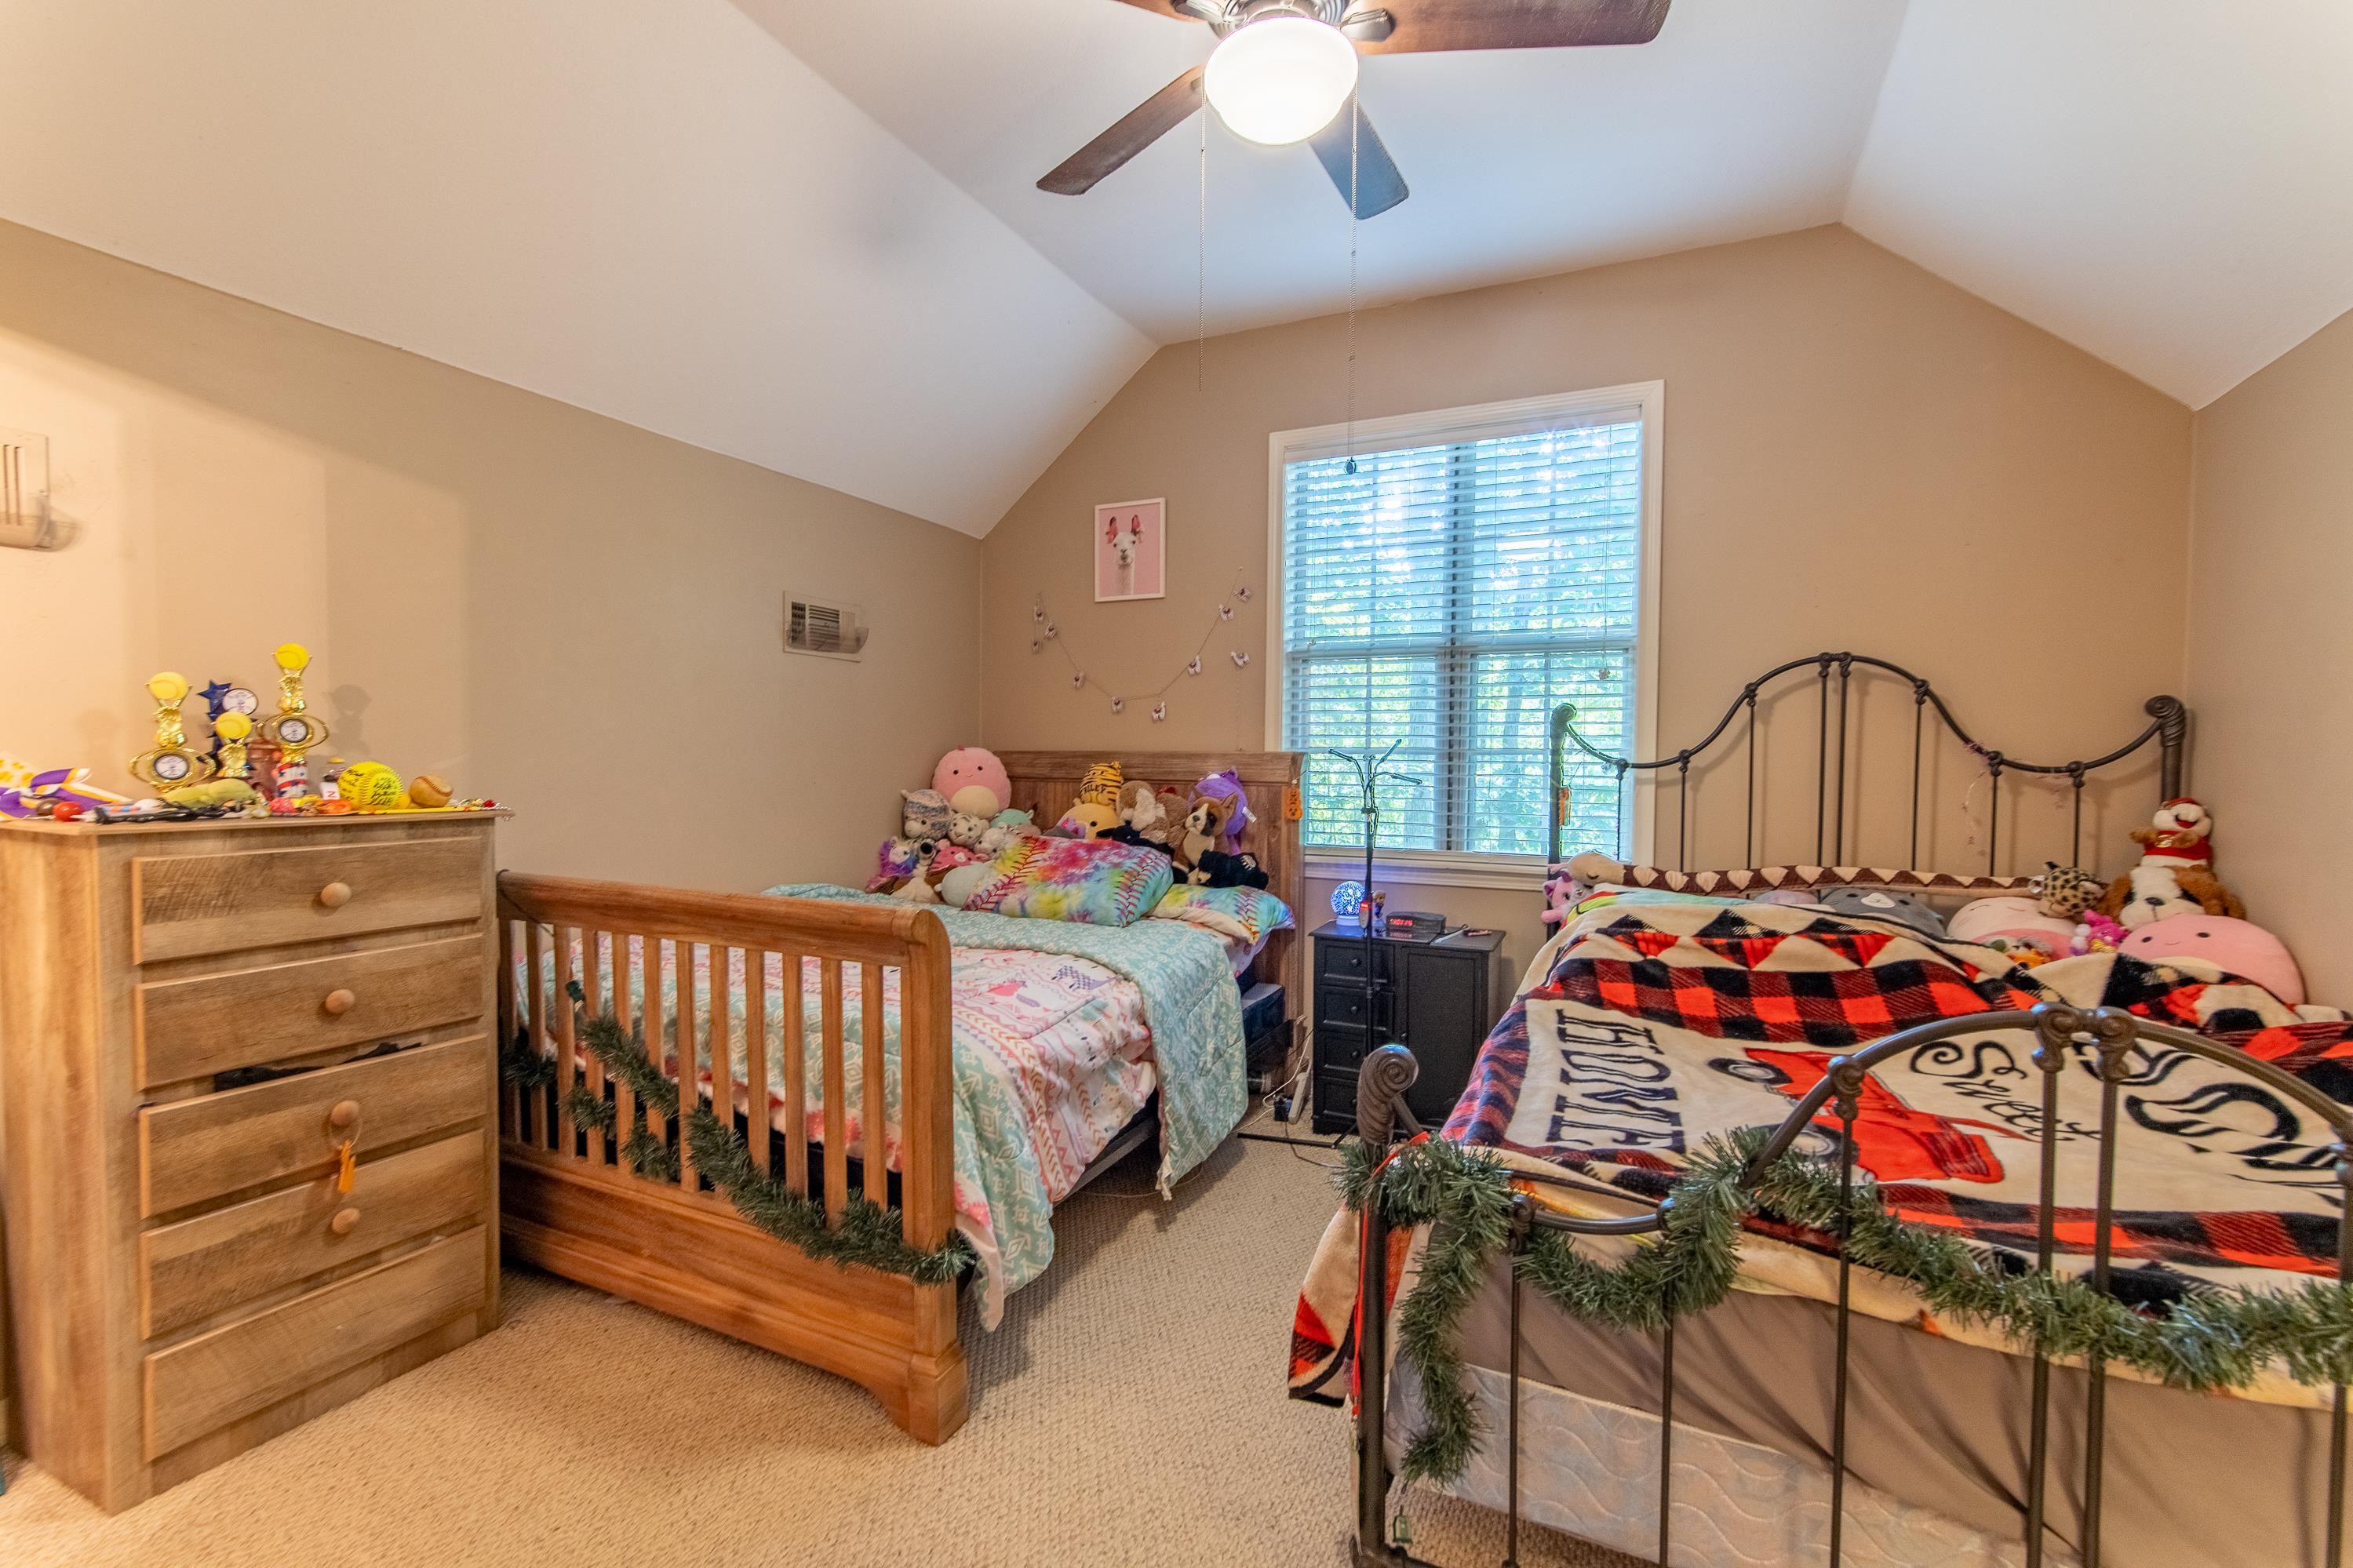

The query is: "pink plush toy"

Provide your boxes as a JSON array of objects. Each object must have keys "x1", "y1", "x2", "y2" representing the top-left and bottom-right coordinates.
[
  {"x1": 1947, "y1": 895, "x2": 2078, "y2": 958},
  {"x1": 2118, "y1": 913, "x2": 2306, "y2": 1006},
  {"x1": 932, "y1": 748, "x2": 1011, "y2": 818}
]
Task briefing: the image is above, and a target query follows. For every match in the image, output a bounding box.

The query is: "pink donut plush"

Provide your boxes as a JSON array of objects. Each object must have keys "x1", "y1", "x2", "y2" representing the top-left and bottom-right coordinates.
[
  {"x1": 932, "y1": 748, "x2": 1011, "y2": 817},
  {"x1": 2118, "y1": 914, "x2": 2305, "y2": 1007}
]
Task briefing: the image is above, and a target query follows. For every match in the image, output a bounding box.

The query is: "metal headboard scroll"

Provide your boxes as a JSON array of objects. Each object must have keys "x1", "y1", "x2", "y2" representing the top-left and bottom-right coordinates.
[{"x1": 1546, "y1": 652, "x2": 2188, "y2": 875}]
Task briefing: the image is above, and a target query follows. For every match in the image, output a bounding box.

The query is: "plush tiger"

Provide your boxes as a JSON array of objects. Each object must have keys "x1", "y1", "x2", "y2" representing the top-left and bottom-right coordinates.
[
  {"x1": 1078, "y1": 760, "x2": 1124, "y2": 809},
  {"x1": 2031, "y1": 861, "x2": 2103, "y2": 919}
]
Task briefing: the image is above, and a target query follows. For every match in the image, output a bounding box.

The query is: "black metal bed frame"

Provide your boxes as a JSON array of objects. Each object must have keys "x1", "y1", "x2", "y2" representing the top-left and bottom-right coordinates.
[
  {"x1": 1340, "y1": 658, "x2": 2347, "y2": 1567},
  {"x1": 1546, "y1": 651, "x2": 2187, "y2": 874}
]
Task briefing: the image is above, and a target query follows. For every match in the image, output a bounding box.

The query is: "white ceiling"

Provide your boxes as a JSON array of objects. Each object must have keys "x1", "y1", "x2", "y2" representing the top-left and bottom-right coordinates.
[
  {"x1": 0, "y1": 0, "x2": 1151, "y2": 536},
  {"x1": 1846, "y1": 0, "x2": 2353, "y2": 410},
  {"x1": 4, "y1": 0, "x2": 2351, "y2": 536},
  {"x1": 745, "y1": 0, "x2": 1910, "y2": 344}
]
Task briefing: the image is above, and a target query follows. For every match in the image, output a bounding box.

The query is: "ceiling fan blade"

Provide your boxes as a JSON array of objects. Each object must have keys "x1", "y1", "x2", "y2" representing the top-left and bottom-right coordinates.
[
  {"x1": 1102, "y1": 0, "x2": 1220, "y2": 20},
  {"x1": 1309, "y1": 104, "x2": 1409, "y2": 219},
  {"x1": 1037, "y1": 67, "x2": 1207, "y2": 196},
  {"x1": 1350, "y1": 0, "x2": 1671, "y2": 55}
]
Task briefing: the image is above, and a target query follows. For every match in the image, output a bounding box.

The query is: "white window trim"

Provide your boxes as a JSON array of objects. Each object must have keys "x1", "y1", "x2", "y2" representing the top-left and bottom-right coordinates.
[{"x1": 1263, "y1": 381, "x2": 1666, "y2": 882}]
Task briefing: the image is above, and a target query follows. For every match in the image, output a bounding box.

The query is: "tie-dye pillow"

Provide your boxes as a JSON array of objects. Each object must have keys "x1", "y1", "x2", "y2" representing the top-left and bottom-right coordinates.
[
  {"x1": 962, "y1": 836, "x2": 1174, "y2": 927},
  {"x1": 1149, "y1": 883, "x2": 1295, "y2": 948}
]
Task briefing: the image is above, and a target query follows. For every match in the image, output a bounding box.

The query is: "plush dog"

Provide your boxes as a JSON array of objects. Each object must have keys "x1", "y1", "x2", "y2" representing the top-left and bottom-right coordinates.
[
  {"x1": 1118, "y1": 780, "x2": 1174, "y2": 845},
  {"x1": 1173, "y1": 795, "x2": 1236, "y2": 886},
  {"x1": 2097, "y1": 797, "x2": 2245, "y2": 930}
]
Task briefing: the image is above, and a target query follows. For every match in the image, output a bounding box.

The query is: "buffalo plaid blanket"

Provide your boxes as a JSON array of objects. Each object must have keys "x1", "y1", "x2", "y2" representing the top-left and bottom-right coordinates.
[{"x1": 1290, "y1": 894, "x2": 2353, "y2": 1406}]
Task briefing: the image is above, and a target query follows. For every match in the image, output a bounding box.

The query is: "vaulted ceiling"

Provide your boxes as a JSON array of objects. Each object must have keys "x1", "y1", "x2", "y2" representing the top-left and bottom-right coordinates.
[{"x1": 2, "y1": 0, "x2": 2349, "y2": 536}]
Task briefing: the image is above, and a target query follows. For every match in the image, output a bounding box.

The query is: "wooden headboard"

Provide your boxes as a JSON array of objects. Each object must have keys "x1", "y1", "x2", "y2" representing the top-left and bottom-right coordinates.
[{"x1": 995, "y1": 750, "x2": 1306, "y2": 1029}]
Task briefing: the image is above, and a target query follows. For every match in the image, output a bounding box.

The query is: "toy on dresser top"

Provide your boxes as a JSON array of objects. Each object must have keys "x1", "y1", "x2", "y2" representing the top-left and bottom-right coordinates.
[
  {"x1": 866, "y1": 751, "x2": 1269, "y2": 908},
  {"x1": 5, "y1": 646, "x2": 494, "y2": 826}
]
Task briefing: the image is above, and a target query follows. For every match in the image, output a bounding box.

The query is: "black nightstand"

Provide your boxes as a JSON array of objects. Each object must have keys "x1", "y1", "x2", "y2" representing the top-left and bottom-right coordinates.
[{"x1": 1310, "y1": 922, "x2": 1506, "y2": 1135}]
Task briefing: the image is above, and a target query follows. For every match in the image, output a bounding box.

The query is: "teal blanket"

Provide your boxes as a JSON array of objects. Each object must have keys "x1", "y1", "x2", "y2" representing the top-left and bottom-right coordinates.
[{"x1": 766, "y1": 885, "x2": 1247, "y2": 1295}]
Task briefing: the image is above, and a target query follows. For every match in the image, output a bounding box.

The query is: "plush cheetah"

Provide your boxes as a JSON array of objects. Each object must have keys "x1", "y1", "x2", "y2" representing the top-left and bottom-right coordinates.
[{"x1": 2031, "y1": 862, "x2": 2103, "y2": 920}]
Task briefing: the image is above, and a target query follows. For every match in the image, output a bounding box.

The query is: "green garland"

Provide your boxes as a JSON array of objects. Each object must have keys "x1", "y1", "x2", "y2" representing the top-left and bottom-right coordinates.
[
  {"x1": 1346, "y1": 1131, "x2": 2353, "y2": 1487},
  {"x1": 501, "y1": 989, "x2": 971, "y2": 1285}
]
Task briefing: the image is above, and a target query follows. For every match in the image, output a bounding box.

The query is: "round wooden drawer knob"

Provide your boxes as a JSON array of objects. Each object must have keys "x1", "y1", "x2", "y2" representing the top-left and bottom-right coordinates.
[
  {"x1": 328, "y1": 1099, "x2": 361, "y2": 1130},
  {"x1": 330, "y1": 1208, "x2": 362, "y2": 1236},
  {"x1": 322, "y1": 988, "x2": 357, "y2": 1017},
  {"x1": 318, "y1": 881, "x2": 353, "y2": 909}
]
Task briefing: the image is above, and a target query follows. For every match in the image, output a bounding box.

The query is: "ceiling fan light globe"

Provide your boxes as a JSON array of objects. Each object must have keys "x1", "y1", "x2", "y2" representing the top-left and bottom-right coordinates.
[{"x1": 1204, "y1": 15, "x2": 1359, "y2": 146}]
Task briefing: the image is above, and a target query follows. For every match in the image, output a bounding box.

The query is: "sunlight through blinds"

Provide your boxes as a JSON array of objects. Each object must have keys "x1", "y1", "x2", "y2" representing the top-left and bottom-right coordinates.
[{"x1": 1281, "y1": 406, "x2": 1645, "y2": 858}]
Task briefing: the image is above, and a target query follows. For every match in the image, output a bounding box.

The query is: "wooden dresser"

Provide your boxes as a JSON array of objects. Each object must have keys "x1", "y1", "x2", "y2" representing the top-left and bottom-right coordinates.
[{"x1": 0, "y1": 810, "x2": 502, "y2": 1512}]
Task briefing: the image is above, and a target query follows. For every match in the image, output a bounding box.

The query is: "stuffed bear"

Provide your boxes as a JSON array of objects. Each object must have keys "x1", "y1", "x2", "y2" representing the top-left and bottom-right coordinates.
[
  {"x1": 2097, "y1": 798, "x2": 2245, "y2": 930},
  {"x1": 901, "y1": 788, "x2": 952, "y2": 845},
  {"x1": 1173, "y1": 795, "x2": 1236, "y2": 886}
]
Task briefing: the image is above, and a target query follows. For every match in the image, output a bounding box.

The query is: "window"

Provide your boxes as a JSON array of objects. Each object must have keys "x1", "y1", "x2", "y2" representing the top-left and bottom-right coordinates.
[{"x1": 1269, "y1": 384, "x2": 1662, "y2": 876}]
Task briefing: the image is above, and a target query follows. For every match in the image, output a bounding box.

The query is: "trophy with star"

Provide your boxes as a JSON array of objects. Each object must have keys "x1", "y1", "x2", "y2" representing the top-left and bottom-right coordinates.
[{"x1": 257, "y1": 642, "x2": 330, "y2": 799}]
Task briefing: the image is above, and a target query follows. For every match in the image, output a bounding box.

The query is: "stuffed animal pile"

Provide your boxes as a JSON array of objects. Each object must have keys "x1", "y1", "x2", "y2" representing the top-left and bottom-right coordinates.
[{"x1": 867, "y1": 750, "x2": 1271, "y2": 907}]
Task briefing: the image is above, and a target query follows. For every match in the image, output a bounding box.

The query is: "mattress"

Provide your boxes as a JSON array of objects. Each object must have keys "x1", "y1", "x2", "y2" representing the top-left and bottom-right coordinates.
[{"x1": 1422, "y1": 1252, "x2": 2337, "y2": 1568}]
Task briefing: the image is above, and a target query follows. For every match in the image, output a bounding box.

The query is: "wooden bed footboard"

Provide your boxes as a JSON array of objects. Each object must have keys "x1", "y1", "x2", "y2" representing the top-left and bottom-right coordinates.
[{"x1": 493, "y1": 873, "x2": 967, "y2": 1442}]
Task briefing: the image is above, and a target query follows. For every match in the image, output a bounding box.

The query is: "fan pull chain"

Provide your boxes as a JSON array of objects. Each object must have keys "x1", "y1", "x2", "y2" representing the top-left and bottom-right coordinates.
[
  {"x1": 1197, "y1": 111, "x2": 1207, "y2": 397},
  {"x1": 1345, "y1": 91, "x2": 1361, "y2": 477}
]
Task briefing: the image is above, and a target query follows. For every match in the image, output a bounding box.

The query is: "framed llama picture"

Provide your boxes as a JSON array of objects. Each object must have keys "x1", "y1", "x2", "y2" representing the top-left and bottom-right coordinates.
[{"x1": 1093, "y1": 498, "x2": 1166, "y2": 602}]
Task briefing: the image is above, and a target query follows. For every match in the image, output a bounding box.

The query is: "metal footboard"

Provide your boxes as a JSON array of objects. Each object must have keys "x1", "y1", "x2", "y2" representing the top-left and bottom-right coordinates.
[{"x1": 1348, "y1": 1006, "x2": 2353, "y2": 1568}]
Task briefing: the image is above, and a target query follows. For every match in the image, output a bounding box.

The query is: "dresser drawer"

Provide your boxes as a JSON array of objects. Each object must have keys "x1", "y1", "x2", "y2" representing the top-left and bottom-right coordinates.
[
  {"x1": 140, "y1": 1037, "x2": 489, "y2": 1217},
  {"x1": 141, "y1": 1129, "x2": 487, "y2": 1337},
  {"x1": 133, "y1": 836, "x2": 483, "y2": 964},
  {"x1": 135, "y1": 936, "x2": 486, "y2": 1087},
  {"x1": 143, "y1": 1225, "x2": 486, "y2": 1460}
]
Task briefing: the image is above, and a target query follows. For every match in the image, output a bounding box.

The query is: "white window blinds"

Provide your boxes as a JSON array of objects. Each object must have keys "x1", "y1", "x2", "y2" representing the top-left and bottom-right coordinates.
[{"x1": 1280, "y1": 404, "x2": 1648, "y2": 860}]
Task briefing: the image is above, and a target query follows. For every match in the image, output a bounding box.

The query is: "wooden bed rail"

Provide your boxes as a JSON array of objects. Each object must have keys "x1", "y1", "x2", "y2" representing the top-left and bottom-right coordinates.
[{"x1": 491, "y1": 872, "x2": 967, "y2": 1440}]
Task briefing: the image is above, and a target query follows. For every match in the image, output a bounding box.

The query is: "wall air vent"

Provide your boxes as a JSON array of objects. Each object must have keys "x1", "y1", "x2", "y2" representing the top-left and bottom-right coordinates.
[{"x1": 785, "y1": 593, "x2": 868, "y2": 660}]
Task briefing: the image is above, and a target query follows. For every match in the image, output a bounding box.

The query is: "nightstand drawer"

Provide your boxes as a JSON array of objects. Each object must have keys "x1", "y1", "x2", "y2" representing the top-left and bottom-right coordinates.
[
  {"x1": 1317, "y1": 982, "x2": 1392, "y2": 1036},
  {"x1": 133, "y1": 835, "x2": 483, "y2": 964},
  {"x1": 140, "y1": 1037, "x2": 490, "y2": 1217},
  {"x1": 143, "y1": 1224, "x2": 487, "y2": 1460},
  {"x1": 141, "y1": 1129, "x2": 488, "y2": 1337},
  {"x1": 137, "y1": 937, "x2": 486, "y2": 1087},
  {"x1": 1316, "y1": 937, "x2": 1395, "y2": 985}
]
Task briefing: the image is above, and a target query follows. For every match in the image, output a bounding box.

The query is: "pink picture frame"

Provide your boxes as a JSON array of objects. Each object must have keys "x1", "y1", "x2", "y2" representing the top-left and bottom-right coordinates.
[{"x1": 1093, "y1": 498, "x2": 1166, "y2": 602}]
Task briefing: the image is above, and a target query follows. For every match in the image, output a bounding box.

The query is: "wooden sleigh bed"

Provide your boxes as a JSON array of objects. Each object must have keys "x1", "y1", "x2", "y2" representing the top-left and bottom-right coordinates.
[{"x1": 492, "y1": 750, "x2": 1302, "y2": 1444}]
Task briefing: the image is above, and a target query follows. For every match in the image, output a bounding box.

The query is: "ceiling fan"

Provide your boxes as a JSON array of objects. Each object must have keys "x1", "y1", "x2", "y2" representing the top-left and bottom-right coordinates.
[{"x1": 1038, "y1": 0, "x2": 1673, "y2": 218}]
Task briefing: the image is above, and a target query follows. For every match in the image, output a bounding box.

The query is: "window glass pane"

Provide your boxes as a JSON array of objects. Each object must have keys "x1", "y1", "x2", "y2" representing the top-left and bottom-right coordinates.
[
  {"x1": 1462, "y1": 649, "x2": 1632, "y2": 856},
  {"x1": 1281, "y1": 406, "x2": 1645, "y2": 857},
  {"x1": 1286, "y1": 655, "x2": 1440, "y2": 851}
]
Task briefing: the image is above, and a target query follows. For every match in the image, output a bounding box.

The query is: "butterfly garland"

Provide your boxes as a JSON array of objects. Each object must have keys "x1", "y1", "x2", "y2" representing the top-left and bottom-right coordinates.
[{"x1": 1032, "y1": 576, "x2": 1256, "y2": 719}]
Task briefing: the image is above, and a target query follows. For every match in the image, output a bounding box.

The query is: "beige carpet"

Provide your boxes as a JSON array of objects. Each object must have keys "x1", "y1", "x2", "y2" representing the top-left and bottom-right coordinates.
[{"x1": 0, "y1": 1135, "x2": 1638, "y2": 1568}]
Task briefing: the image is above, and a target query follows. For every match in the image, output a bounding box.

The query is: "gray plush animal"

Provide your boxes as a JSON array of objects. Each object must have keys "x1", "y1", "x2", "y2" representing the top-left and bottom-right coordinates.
[
  {"x1": 1819, "y1": 886, "x2": 1947, "y2": 940},
  {"x1": 901, "y1": 788, "x2": 952, "y2": 844}
]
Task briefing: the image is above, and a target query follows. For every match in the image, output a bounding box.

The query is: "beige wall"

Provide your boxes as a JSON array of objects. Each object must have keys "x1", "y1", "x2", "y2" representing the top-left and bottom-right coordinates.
[
  {"x1": 0, "y1": 219, "x2": 980, "y2": 893},
  {"x1": 981, "y1": 225, "x2": 2195, "y2": 977},
  {"x1": 2187, "y1": 305, "x2": 2353, "y2": 1003}
]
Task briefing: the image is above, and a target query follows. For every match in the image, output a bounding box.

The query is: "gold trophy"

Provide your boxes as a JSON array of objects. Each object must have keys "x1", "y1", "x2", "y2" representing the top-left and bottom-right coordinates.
[
  {"x1": 213, "y1": 711, "x2": 254, "y2": 780},
  {"x1": 129, "y1": 672, "x2": 218, "y2": 791},
  {"x1": 257, "y1": 642, "x2": 330, "y2": 797}
]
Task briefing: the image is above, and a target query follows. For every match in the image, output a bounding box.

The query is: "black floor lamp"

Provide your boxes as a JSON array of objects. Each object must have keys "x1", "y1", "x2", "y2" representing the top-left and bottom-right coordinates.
[{"x1": 1329, "y1": 742, "x2": 1422, "y2": 1068}]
